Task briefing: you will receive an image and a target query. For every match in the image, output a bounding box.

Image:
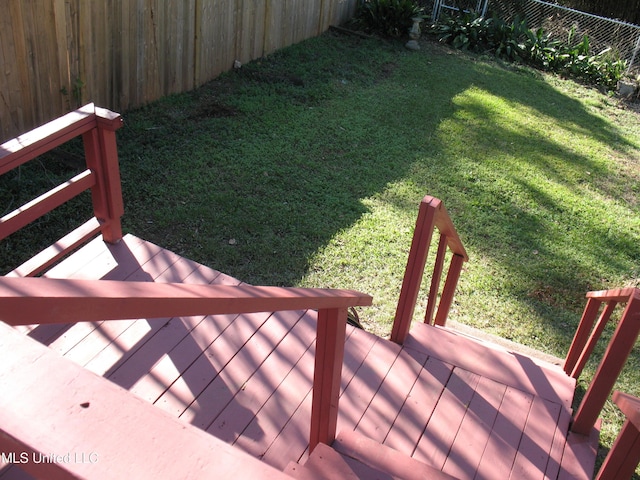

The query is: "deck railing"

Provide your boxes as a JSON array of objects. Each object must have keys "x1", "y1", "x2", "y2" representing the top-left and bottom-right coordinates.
[
  {"x1": 0, "y1": 104, "x2": 124, "y2": 277},
  {"x1": 0, "y1": 106, "x2": 373, "y2": 459},
  {"x1": 390, "y1": 196, "x2": 469, "y2": 344},
  {"x1": 563, "y1": 287, "x2": 640, "y2": 435},
  {"x1": 0, "y1": 277, "x2": 372, "y2": 454}
]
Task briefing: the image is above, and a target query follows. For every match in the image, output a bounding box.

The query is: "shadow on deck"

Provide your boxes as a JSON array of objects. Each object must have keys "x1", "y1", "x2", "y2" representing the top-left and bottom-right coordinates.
[
  {"x1": 1, "y1": 105, "x2": 638, "y2": 479},
  {"x1": 0, "y1": 234, "x2": 597, "y2": 479}
]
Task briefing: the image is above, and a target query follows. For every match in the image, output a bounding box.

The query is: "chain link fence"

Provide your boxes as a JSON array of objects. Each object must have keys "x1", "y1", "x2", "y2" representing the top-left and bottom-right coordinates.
[{"x1": 428, "y1": 0, "x2": 640, "y2": 74}]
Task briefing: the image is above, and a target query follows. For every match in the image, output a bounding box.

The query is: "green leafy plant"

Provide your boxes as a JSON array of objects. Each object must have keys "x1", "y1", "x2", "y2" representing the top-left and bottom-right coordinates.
[
  {"x1": 485, "y1": 15, "x2": 529, "y2": 61},
  {"x1": 522, "y1": 28, "x2": 564, "y2": 71},
  {"x1": 436, "y1": 14, "x2": 627, "y2": 89},
  {"x1": 60, "y1": 77, "x2": 85, "y2": 108},
  {"x1": 435, "y1": 13, "x2": 486, "y2": 51},
  {"x1": 355, "y1": 0, "x2": 425, "y2": 37}
]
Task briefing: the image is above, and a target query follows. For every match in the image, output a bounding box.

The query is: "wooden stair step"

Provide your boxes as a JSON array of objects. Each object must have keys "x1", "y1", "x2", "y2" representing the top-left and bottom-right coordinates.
[
  {"x1": 405, "y1": 322, "x2": 575, "y2": 410},
  {"x1": 284, "y1": 443, "x2": 381, "y2": 479},
  {"x1": 335, "y1": 430, "x2": 458, "y2": 479},
  {"x1": 0, "y1": 322, "x2": 290, "y2": 480},
  {"x1": 283, "y1": 430, "x2": 458, "y2": 479}
]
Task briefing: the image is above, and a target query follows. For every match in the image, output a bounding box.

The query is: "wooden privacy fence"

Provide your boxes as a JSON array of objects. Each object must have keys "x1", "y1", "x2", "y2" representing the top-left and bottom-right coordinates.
[{"x1": 0, "y1": 0, "x2": 356, "y2": 142}]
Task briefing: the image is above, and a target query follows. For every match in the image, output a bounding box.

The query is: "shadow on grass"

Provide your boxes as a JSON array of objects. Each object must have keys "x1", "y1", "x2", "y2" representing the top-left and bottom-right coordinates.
[
  {"x1": 4, "y1": 31, "x2": 637, "y2": 347},
  {"x1": 2, "y1": 28, "x2": 638, "y2": 476},
  {"x1": 114, "y1": 34, "x2": 639, "y2": 335}
]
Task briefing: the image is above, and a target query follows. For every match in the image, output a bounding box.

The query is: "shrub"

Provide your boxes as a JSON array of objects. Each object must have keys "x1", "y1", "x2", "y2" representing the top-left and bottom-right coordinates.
[
  {"x1": 355, "y1": 0, "x2": 425, "y2": 38},
  {"x1": 435, "y1": 13, "x2": 628, "y2": 89}
]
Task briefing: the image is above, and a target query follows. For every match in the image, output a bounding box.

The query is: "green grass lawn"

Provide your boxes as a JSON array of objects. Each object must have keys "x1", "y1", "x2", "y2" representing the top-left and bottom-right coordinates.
[{"x1": 2, "y1": 30, "x2": 639, "y2": 476}]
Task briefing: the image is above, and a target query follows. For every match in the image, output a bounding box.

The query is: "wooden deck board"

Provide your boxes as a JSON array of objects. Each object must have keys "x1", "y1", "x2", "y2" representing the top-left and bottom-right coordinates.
[
  {"x1": 414, "y1": 367, "x2": 481, "y2": 469},
  {"x1": 474, "y1": 386, "x2": 534, "y2": 479},
  {"x1": 208, "y1": 311, "x2": 316, "y2": 444},
  {"x1": 383, "y1": 356, "x2": 453, "y2": 455},
  {"x1": 1, "y1": 234, "x2": 597, "y2": 480},
  {"x1": 405, "y1": 322, "x2": 575, "y2": 411},
  {"x1": 442, "y1": 376, "x2": 506, "y2": 479},
  {"x1": 355, "y1": 347, "x2": 428, "y2": 444},
  {"x1": 511, "y1": 396, "x2": 563, "y2": 479},
  {"x1": 181, "y1": 310, "x2": 304, "y2": 430}
]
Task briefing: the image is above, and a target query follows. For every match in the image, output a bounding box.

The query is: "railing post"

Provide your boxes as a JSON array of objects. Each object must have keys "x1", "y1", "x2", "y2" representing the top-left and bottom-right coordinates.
[
  {"x1": 571, "y1": 295, "x2": 640, "y2": 435},
  {"x1": 563, "y1": 297, "x2": 603, "y2": 376},
  {"x1": 425, "y1": 234, "x2": 447, "y2": 325},
  {"x1": 83, "y1": 107, "x2": 124, "y2": 244},
  {"x1": 391, "y1": 198, "x2": 438, "y2": 344},
  {"x1": 433, "y1": 253, "x2": 465, "y2": 327},
  {"x1": 568, "y1": 301, "x2": 618, "y2": 379},
  {"x1": 310, "y1": 307, "x2": 347, "y2": 452}
]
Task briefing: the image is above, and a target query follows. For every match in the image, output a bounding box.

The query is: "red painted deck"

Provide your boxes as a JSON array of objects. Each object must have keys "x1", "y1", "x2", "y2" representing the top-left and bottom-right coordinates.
[{"x1": 0, "y1": 234, "x2": 598, "y2": 480}]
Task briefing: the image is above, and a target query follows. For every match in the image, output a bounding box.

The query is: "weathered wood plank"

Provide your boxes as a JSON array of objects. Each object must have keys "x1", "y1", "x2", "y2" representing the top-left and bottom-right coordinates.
[
  {"x1": 208, "y1": 309, "x2": 317, "y2": 444},
  {"x1": 182, "y1": 311, "x2": 305, "y2": 427},
  {"x1": 336, "y1": 336, "x2": 402, "y2": 434},
  {"x1": 0, "y1": 104, "x2": 95, "y2": 170},
  {"x1": 256, "y1": 325, "x2": 375, "y2": 469},
  {"x1": 0, "y1": 3, "x2": 27, "y2": 141},
  {"x1": 0, "y1": 276, "x2": 372, "y2": 327},
  {"x1": 0, "y1": 169, "x2": 94, "y2": 242},
  {"x1": 558, "y1": 421, "x2": 600, "y2": 480},
  {"x1": 236, "y1": 331, "x2": 317, "y2": 466},
  {"x1": 546, "y1": 405, "x2": 573, "y2": 479},
  {"x1": 237, "y1": 0, "x2": 267, "y2": 63},
  {"x1": 176, "y1": 311, "x2": 274, "y2": 426},
  {"x1": 11, "y1": 234, "x2": 147, "y2": 345},
  {"x1": 42, "y1": 238, "x2": 183, "y2": 359},
  {"x1": 334, "y1": 430, "x2": 458, "y2": 480},
  {"x1": 7, "y1": 217, "x2": 102, "y2": 278},
  {"x1": 291, "y1": 442, "x2": 362, "y2": 479},
  {"x1": 60, "y1": 255, "x2": 199, "y2": 369},
  {"x1": 44, "y1": 234, "x2": 146, "y2": 280},
  {"x1": 355, "y1": 347, "x2": 427, "y2": 443},
  {"x1": 510, "y1": 396, "x2": 562, "y2": 479}
]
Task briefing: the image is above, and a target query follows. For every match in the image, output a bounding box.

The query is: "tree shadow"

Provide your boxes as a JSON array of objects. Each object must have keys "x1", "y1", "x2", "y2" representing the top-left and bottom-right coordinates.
[{"x1": 115, "y1": 35, "x2": 638, "y2": 340}]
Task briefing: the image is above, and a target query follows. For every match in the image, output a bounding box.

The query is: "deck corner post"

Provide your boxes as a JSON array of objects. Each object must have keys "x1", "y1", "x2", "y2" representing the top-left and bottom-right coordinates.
[
  {"x1": 83, "y1": 108, "x2": 125, "y2": 244},
  {"x1": 595, "y1": 391, "x2": 640, "y2": 480},
  {"x1": 309, "y1": 307, "x2": 347, "y2": 453}
]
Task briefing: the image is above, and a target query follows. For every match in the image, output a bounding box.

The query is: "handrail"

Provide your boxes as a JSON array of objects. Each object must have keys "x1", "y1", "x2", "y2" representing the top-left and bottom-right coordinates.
[
  {"x1": 0, "y1": 276, "x2": 373, "y2": 453},
  {"x1": 0, "y1": 277, "x2": 372, "y2": 325},
  {"x1": 390, "y1": 195, "x2": 468, "y2": 344},
  {"x1": 564, "y1": 287, "x2": 640, "y2": 435},
  {"x1": 0, "y1": 104, "x2": 124, "y2": 276}
]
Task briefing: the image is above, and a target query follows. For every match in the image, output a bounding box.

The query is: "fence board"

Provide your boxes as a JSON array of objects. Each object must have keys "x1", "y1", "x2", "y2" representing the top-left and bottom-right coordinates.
[
  {"x1": 0, "y1": 0, "x2": 357, "y2": 142},
  {"x1": 0, "y1": 5, "x2": 25, "y2": 135},
  {"x1": 237, "y1": 0, "x2": 267, "y2": 64}
]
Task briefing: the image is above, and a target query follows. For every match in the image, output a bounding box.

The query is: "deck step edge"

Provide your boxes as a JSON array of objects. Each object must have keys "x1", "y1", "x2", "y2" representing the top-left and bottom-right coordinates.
[{"x1": 333, "y1": 430, "x2": 459, "y2": 480}]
